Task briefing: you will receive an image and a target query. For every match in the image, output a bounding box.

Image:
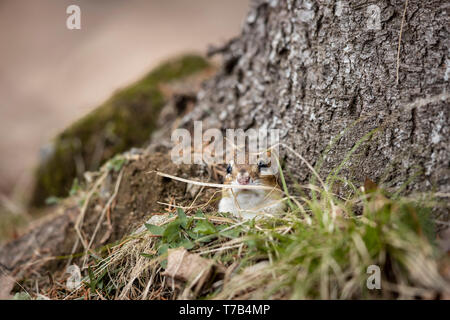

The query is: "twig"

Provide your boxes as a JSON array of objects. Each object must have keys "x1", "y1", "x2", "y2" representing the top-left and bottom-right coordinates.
[
  {"x1": 198, "y1": 244, "x2": 243, "y2": 255},
  {"x1": 187, "y1": 186, "x2": 205, "y2": 212},
  {"x1": 157, "y1": 201, "x2": 203, "y2": 210},
  {"x1": 150, "y1": 171, "x2": 283, "y2": 192},
  {"x1": 74, "y1": 171, "x2": 108, "y2": 254},
  {"x1": 83, "y1": 169, "x2": 124, "y2": 268}
]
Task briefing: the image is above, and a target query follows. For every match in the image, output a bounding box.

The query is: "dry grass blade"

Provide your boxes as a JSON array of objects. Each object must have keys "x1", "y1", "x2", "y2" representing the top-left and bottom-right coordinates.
[
  {"x1": 151, "y1": 171, "x2": 284, "y2": 192},
  {"x1": 83, "y1": 169, "x2": 125, "y2": 268},
  {"x1": 74, "y1": 171, "x2": 108, "y2": 252}
]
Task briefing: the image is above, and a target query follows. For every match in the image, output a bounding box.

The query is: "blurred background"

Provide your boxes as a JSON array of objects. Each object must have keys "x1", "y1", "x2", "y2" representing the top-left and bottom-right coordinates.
[{"x1": 0, "y1": 0, "x2": 250, "y2": 201}]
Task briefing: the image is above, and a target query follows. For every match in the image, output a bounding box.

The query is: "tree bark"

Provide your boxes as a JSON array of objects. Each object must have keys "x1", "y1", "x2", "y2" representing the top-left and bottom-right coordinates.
[
  {"x1": 1, "y1": 0, "x2": 449, "y2": 296},
  {"x1": 185, "y1": 0, "x2": 449, "y2": 202}
]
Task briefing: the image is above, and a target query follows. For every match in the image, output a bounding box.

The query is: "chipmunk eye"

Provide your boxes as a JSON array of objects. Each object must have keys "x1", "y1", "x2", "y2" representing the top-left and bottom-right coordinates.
[
  {"x1": 226, "y1": 164, "x2": 232, "y2": 174},
  {"x1": 257, "y1": 160, "x2": 268, "y2": 171}
]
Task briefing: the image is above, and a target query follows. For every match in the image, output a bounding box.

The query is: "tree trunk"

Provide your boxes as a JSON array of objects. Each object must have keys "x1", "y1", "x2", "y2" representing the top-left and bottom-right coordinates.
[
  {"x1": 186, "y1": 0, "x2": 449, "y2": 201},
  {"x1": 1, "y1": 0, "x2": 449, "y2": 297}
]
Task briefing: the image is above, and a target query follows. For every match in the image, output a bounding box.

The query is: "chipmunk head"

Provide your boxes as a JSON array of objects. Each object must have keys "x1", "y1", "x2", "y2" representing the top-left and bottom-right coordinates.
[{"x1": 225, "y1": 158, "x2": 276, "y2": 186}]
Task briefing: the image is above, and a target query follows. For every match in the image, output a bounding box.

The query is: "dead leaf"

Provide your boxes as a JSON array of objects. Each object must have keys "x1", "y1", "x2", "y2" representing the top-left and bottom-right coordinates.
[
  {"x1": 0, "y1": 274, "x2": 15, "y2": 299},
  {"x1": 362, "y1": 178, "x2": 390, "y2": 213},
  {"x1": 162, "y1": 248, "x2": 214, "y2": 294},
  {"x1": 363, "y1": 177, "x2": 379, "y2": 194}
]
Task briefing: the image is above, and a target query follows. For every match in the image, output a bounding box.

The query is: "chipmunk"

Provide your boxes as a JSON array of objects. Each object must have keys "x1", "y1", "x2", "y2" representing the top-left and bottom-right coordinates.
[{"x1": 218, "y1": 157, "x2": 285, "y2": 220}]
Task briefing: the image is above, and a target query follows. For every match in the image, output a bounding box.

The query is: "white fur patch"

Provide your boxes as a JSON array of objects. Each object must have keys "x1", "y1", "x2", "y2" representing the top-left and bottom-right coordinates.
[{"x1": 218, "y1": 181, "x2": 285, "y2": 220}]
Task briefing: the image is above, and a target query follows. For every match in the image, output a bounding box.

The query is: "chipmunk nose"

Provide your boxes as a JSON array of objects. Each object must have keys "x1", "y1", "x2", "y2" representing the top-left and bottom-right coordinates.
[{"x1": 237, "y1": 173, "x2": 250, "y2": 185}]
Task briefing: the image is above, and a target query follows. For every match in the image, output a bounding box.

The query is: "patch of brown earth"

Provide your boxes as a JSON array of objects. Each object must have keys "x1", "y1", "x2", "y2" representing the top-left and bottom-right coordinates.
[{"x1": 0, "y1": 151, "x2": 219, "y2": 295}]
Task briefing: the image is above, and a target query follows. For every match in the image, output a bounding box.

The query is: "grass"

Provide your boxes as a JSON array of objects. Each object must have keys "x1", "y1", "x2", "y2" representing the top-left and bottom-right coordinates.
[
  {"x1": 11, "y1": 133, "x2": 449, "y2": 300},
  {"x1": 53, "y1": 170, "x2": 448, "y2": 300}
]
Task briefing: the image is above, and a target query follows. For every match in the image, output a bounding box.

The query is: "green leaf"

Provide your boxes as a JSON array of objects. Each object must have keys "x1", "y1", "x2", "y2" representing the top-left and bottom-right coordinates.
[
  {"x1": 195, "y1": 234, "x2": 217, "y2": 243},
  {"x1": 220, "y1": 228, "x2": 241, "y2": 239},
  {"x1": 107, "y1": 155, "x2": 127, "y2": 172},
  {"x1": 177, "y1": 208, "x2": 187, "y2": 228},
  {"x1": 180, "y1": 239, "x2": 195, "y2": 250},
  {"x1": 195, "y1": 209, "x2": 205, "y2": 217},
  {"x1": 163, "y1": 220, "x2": 182, "y2": 243},
  {"x1": 145, "y1": 223, "x2": 165, "y2": 236},
  {"x1": 158, "y1": 244, "x2": 169, "y2": 256},
  {"x1": 45, "y1": 196, "x2": 60, "y2": 206},
  {"x1": 87, "y1": 266, "x2": 96, "y2": 293},
  {"x1": 186, "y1": 230, "x2": 200, "y2": 240},
  {"x1": 69, "y1": 178, "x2": 81, "y2": 196},
  {"x1": 246, "y1": 239, "x2": 257, "y2": 249},
  {"x1": 158, "y1": 244, "x2": 169, "y2": 269},
  {"x1": 13, "y1": 292, "x2": 31, "y2": 300},
  {"x1": 193, "y1": 219, "x2": 216, "y2": 236}
]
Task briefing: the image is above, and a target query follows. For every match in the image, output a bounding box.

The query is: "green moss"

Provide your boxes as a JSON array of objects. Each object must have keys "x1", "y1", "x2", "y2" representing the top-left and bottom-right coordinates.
[{"x1": 31, "y1": 54, "x2": 210, "y2": 207}]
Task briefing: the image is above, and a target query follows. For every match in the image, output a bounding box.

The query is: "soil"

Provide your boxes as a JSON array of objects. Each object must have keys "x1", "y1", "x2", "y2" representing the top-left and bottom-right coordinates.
[{"x1": 0, "y1": 151, "x2": 219, "y2": 293}]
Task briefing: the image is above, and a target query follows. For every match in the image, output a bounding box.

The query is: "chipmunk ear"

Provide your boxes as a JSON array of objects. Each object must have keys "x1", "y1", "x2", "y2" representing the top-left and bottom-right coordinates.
[
  {"x1": 257, "y1": 159, "x2": 269, "y2": 170},
  {"x1": 265, "y1": 150, "x2": 280, "y2": 175},
  {"x1": 258, "y1": 152, "x2": 278, "y2": 175}
]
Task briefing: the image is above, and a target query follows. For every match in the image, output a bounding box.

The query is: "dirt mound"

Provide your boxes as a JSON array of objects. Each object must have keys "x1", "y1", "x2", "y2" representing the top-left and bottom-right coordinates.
[{"x1": 0, "y1": 150, "x2": 218, "y2": 296}]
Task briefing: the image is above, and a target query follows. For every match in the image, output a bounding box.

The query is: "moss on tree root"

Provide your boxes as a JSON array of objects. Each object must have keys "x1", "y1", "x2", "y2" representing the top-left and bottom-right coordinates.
[{"x1": 30, "y1": 54, "x2": 210, "y2": 207}]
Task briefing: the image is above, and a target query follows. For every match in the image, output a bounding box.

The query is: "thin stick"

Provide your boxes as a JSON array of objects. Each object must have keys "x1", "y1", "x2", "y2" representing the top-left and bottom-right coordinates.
[
  {"x1": 157, "y1": 201, "x2": 204, "y2": 210},
  {"x1": 187, "y1": 185, "x2": 205, "y2": 212},
  {"x1": 150, "y1": 171, "x2": 283, "y2": 192},
  {"x1": 198, "y1": 244, "x2": 243, "y2": 255},
  {"x1": 83, "y1": 169, "x2": 124, "y2": 268},
  {"x1": 396, "y1": 0, "x2": 409, "y2": 84},
  {"x1": 74, "y1": 171, "x2": 108, "y2": 252}
]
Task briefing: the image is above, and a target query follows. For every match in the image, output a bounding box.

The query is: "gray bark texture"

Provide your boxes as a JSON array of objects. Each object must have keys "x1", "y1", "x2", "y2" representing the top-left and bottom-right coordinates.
[{"x1": 183, "y1": 0, "x2": 449, "y2": 204}]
